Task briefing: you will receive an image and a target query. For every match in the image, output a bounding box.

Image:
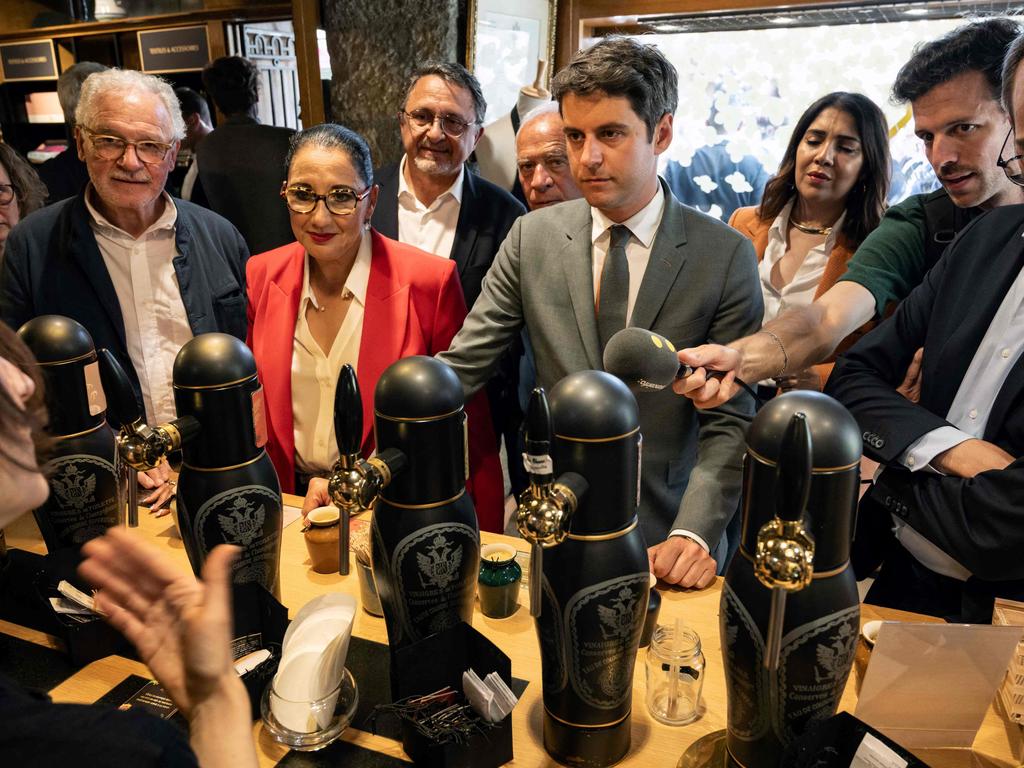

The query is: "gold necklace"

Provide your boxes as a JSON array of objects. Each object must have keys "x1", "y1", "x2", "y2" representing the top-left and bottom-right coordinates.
[
  {"x1": 312, "y1": 287, "x2": 354, "y2": 312},
  {"x1": 790, "y1": 218, "x2": 832, "y2": 236}
]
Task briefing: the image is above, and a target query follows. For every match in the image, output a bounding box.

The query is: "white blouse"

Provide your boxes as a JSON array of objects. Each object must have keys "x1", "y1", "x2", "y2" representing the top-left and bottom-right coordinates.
[
  {"x1": 291, "y1": 231, "x2": 372, "y2": 476},
  {"x1": 758, "y1": 199, "x2": 844, "y2": 326}
]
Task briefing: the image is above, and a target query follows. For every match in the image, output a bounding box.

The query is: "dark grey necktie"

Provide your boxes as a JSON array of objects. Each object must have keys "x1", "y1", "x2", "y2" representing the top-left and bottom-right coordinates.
[{"x1": 598, "y1": 224, "x2": 632, "y2": 351}]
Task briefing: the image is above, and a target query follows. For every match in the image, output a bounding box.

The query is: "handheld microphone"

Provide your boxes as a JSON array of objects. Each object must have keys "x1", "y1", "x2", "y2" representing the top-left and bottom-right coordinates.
[{"x1": 602, "y1": 327, "x2": 763, "y2": 404}]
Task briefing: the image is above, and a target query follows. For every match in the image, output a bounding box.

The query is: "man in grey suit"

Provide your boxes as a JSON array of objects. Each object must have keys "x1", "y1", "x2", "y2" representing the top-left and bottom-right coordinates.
[{"x1": 439, "y1": 37, "x2": 762, "y2": 588}]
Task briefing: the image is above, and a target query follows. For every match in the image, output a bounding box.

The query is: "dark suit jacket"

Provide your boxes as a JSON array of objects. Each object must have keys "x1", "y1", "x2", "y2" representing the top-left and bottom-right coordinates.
[
  {"x1": 439, "y1": 182, "x2": 763, "y2": 548},
  {"x1": 826, "y1": 205, "x2": 1024, "y2": 587},
  {"x1": 245, "y1": 232, "x2": 504, "y2": 531},
  {"x1": 196, "y1": 115, "x2": 295, "y2": 255},
  {"x1": 1, "y1": 193, "x2": 250, "y2": 421},
  {"x1": 370, "y1": 162, "x2": 525, "y2": 309}
]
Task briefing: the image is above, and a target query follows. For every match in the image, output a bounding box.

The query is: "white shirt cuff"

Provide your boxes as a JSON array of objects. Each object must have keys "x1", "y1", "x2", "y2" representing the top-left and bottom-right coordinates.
[
  {"x1": 898, "y1": 426, "x2": 973, "y2": 474},
  {"x1": 669, "y1": 529, "x2": 710, "y2": 553}
]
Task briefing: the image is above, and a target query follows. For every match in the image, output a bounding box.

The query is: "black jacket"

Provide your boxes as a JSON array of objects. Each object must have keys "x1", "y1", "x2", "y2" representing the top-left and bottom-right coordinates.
[
  {"x1": 1, "y1": 193, "x2": 249, "y2": 419},
  {"x1": 826, "y1": 204, "x2": 1024, "y2": 586},
  {"x1": 370, "y1": 162, "x2": 525, "y2": 309}
]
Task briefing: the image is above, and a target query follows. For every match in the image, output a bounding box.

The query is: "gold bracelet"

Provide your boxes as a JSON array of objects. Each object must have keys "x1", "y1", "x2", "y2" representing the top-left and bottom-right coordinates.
[{"x1": 759, "y1": 329, "x2": 788, "y2": 379}]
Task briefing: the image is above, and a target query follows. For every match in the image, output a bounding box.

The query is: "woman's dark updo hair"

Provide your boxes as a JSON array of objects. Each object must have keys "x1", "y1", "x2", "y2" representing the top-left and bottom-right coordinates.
[
  {"x1": 285, "y1": 123, "x2": 374, "y2": 188},
  {"x1": 758, "y1": 92, "x2": 890, "y2": 246}
]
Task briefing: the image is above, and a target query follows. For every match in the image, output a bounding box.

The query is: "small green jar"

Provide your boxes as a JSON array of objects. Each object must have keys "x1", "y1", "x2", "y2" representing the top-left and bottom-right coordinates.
[{"x1": 478, "y1": 543, "x2": 522, "y2": 618}]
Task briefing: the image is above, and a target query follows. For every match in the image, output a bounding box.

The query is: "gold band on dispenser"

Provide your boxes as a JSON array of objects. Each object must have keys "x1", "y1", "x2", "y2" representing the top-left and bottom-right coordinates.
[
  {"x1": 726, "y1": 745, "x2": 752, "y2": 768},
  {"x1": 373, "y1": 406, "x2": 463, "y2": 423},
  {"x1": 555, "y1": 426, "x2": 640, "y2": 444},
  {"x1": 182, "y1": 452, "x2": 264, "y2": 473},
  {"x1": 747, "y1": 446, "x2": 859, "y2": 474},
  {"x1": 160, "y1": 422, "x2": 182, "y2": 450},
  {"x1": 52, "y1": 421, "x2": 106, "y2": 440},
  {"x1": 382, "y1": 489, "x2": 465, "y2": 510},
  {"x1": 545, "y1": 707, "x2": 630, "y2": 729},
  {"x1": 566, "y1": 517, "x2": 638, "y2": 541},
  {"x1": 174, "y1": 374, "x2": 256, "y2": 391},
  {"x1": 738, "y1": 547, "x2": 849, "y2": 579},
  {"x1": 367, "y1": 456, "x2": 391, "y2": 486},
  {"x1": 38, "y1": 350, "x2": 96, "y2": 366}
]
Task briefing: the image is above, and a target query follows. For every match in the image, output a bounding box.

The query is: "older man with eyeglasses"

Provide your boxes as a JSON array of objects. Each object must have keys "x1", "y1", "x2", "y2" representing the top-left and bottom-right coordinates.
[
  {"x1": 371, "y1": 62, "x2": 528, "y2": 493},
  {"x1": 0, "y1": 68, "x2": 249, "y2": 514}
]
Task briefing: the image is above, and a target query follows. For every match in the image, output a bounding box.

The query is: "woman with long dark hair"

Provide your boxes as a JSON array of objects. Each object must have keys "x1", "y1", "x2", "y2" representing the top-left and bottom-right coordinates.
[{"x1": 730, "y1": 91, "x2": 890, "y2": 390}]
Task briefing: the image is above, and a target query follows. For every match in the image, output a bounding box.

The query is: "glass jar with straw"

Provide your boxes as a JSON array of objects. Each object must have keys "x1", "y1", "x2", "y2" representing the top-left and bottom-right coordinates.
[{"x1": 645, "y1": 619, "x2": 704, "y2": 725}]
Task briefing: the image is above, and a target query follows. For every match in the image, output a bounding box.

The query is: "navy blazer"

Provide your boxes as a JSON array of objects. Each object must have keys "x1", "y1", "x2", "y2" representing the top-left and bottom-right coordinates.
[
  {"x1": 370, "y1": 162, "x2": 525, "y2": 309},
  {"x1": 1, "y1": 193, "x2": 249, "y2": 420}
]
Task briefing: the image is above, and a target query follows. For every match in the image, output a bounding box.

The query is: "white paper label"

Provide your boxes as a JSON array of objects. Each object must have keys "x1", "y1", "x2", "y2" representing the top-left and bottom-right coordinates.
[
  {"x1": 83, "y1": 360, "x2": 106, "y2": 416},
  {"x1": 849, "y1": 732, "x2": 908, "y2": 768},
  {"x1": 523, "y1": 452, "x2": 553, "y2": 475}
]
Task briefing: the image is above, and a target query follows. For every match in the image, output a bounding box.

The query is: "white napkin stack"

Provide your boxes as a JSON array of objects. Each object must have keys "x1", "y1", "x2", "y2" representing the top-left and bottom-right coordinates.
[
  {"x1": 271, "y1": 593, "x2": 356, "y2": 733},
  {"x1": 461, "y1": 668, "x2": 518, "y2": 723}
]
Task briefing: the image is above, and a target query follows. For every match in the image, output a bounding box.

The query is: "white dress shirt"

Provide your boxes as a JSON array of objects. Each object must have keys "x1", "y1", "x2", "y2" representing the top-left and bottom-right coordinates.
[
  {"x1": 590, "y1": 185, "x2": 666, "y2": 324},
  {"x1": 86, "y1": 188, "x2": 192, "y2": 425},
  {"x1": 892, "y1": 260, "x2": 1024, "y2": 579},
  {"x1": 291, "y1": 231, "x2": 372, "y2": 477},
  {"x1": 397, "y1": 155, "x2": 464, "y2": 259},
  {"x1": 759, "y1": 200, "x2": 842, "y2": 326},
  {"x1": 590, "y1": 186, "x2": 709, "y2": 553}
]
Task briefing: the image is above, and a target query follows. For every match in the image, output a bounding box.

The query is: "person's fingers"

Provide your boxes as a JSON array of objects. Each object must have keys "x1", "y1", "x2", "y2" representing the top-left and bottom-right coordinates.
[
  {"x1": 82, "y1": 528, "x2": 181, "y2": 598},
  {"x1": 200, "y1": 544, "x2": 239, "y2": 622},
  {"x1": 667, "y1": 549, "x2": 701, "y2": 585},
  {"x1": 672, "y1": 366, "x2": 707, "y2": 395},
  {"x1": 696, "y1": 374, "x2": 722, "y2": 404},
  {"x1": 301, "y1": 478, "x2": 331, "y2": 517},
  {"x1": 137, "y1": 470, "x2": 158, "y2": 489},
  {"x1": 649, "y1": 544, "x2": 676, "y2": 580},
  {"x1": 695, "y1": 565, "x2": 717, "y2": 590},
  {"x1": 148, "y1": 483, "x2": 175, "y2": 516},
  {"x1": 79, "y1": 558, "x2": 156, "y2": 618},
  {"x1": 93, "y1": 592, "x2": 150, "y2": 646}
]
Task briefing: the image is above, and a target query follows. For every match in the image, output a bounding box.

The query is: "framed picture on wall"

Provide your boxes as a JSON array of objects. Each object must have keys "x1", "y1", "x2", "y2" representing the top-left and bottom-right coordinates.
[{"x1": 467, "y1": 0, "x2": 556, "y2": 123}]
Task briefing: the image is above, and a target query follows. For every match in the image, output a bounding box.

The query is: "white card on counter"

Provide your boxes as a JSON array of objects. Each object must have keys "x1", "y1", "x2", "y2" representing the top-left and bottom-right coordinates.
[{"x1": 849, "y1": 732, "x2": 908, "y2": 768}]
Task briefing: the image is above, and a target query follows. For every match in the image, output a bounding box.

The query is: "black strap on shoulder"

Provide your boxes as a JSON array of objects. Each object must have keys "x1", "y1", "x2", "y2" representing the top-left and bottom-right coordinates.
[{"x1": 920, "y1": 188, "x2": 981, "y2": 268}]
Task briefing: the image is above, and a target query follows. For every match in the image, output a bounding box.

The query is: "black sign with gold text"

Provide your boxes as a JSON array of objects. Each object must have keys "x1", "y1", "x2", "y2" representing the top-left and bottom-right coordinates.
[
  {"x1": 138, "y1": 26, "x2": 209, "y2": 73},
  {"x1": 0, "y1": 40, "x2": 58, "y2": 82}
]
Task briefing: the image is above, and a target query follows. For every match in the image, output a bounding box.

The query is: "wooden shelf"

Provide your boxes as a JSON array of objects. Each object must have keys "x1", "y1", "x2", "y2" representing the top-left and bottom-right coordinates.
[{"x1": 0, "y1": 4, "x2": 292, "y2": 44}]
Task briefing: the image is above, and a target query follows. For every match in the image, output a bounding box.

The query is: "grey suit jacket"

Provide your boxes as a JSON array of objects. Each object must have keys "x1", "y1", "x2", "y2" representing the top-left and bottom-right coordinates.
[{"x1": 439, "y1": 183, "x2": 763, "y2": 549}]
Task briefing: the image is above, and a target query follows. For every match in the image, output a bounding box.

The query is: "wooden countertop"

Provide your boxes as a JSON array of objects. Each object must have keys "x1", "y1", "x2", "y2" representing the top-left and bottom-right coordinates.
[{"x1": 4, "y1": 498, "x2": 1022, "y2": 767}]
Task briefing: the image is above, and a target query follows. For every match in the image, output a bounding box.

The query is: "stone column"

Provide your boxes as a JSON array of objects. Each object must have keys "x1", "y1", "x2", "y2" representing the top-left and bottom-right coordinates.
[{"x1": 323, "y1": 0, "x2": 460, "y2": 168}]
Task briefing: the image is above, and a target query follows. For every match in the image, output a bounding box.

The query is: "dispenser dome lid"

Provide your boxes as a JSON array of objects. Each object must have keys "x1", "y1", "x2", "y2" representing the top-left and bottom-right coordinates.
[
  {"x1": 748, "y1": 391, "x2": 861, "y2": 469},
  {"x1": 549, "y1": 370, "x2": 639, "y2": 440},
  {"x1": 17, "y1": 315, "x2": 95, "y2": 364},
  {"x1": 173, "y1": 333, "x2": 256, "y2": 388},
  {"x1": 375, "y1": 356, "x2": 464, "y2": 418}
]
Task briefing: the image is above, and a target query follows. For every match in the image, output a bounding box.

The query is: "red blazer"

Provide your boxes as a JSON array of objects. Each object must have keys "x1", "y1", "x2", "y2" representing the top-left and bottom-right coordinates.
[{"x1": 246, "y1": 230, "x2": 504, "y2": 532}]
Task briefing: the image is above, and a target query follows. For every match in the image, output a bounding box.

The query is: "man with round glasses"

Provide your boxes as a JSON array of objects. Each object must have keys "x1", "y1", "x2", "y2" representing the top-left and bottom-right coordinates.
[
  {"x1": 372, "y1": 61, "x2": 524, "y2": 310},
  {"x1": 372, "y1": 62, "x2": 527, "y2": 492},
  {"x1": 1, "y1": 68, "x2": 248, "y2": 511},
  {"x1": 822, "y1": 31, "x2": 1024, "y2": 622}
]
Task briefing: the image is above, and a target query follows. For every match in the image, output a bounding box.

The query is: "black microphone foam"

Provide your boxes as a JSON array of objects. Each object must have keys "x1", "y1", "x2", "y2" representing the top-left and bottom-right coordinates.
[{"x1": 602, "y1": 327, "x2": 680, "y2": 392}]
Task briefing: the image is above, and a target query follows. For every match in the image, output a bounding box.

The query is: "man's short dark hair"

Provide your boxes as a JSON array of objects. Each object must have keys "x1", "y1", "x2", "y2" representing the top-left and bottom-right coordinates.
[
  {"x1": 175, "y1": 86, "x2": 211, "y2": 124},
  {"x1": 1001, "y1": 33, "x2": 1024, "y2": 117},
  {"x1": 202, "y1": 56, "x2": 259, "y2": 116},
  {"x1": 892, "y1": 18, "x2": 1021, "y2": 105},
  {"x1": 403, "y1": 62, "x2": 486, "y2": 124},
  {"x1": 551, "y1": 36, "x2": 678, "y2": 141}
]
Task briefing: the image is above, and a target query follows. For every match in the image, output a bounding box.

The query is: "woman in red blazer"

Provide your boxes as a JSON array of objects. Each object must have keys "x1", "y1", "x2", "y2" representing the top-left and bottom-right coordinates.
[
  {"x1": 246, "y1": 124, "x2": 504, "y2": 531},
  {"x1": 729, "y1": 92, "x2": 890, "y2": 390}
]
